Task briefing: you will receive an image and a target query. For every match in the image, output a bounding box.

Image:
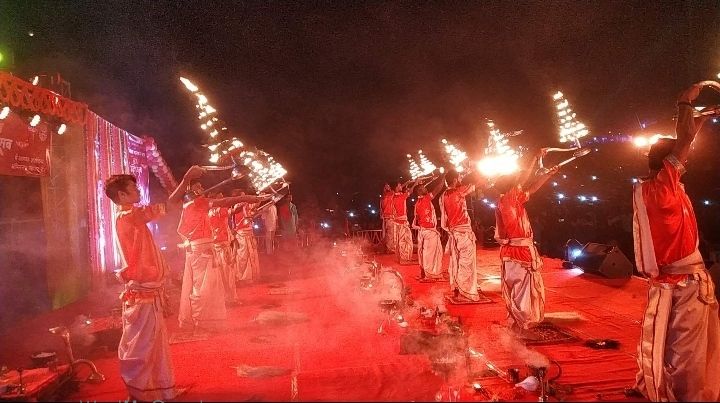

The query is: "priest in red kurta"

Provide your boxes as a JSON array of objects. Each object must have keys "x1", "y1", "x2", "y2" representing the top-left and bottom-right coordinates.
[{"x1": 630, "y1": 82, "x2": 719, "y2": 402}]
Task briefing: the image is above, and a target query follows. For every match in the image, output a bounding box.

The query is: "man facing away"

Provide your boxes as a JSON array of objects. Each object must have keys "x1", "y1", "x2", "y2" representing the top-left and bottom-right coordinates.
[
  {"x1": 392, "y1": 178, "x2": 421, "y2": 264},
  {"x1": 168, "y1": 170, "x2": 268, "y2": 332},
  {"x1": 278, "y1": 193, "x2": 299, "y2": 250},
  {"x1": 412, "y1": 172, "x2": 446, "y2": 280},
  {"x1": 380, "y1": 183, "x2": 396, "y2": 253},
  {"x1": 440, "y1": 169, "x2": 487, "y2": 303},
  {"x1": 230, "y1": 189, "x2": 261, "y2": 283},
  {"x1": 494, "y1": 149, "x2": 558, "y2": 335},
  {"x1": 208, "y1": 192, "x2": 238, "y2": 306},
  {"x1": 262, "y1": 203, "x2": 278, "y2": 255},
  {"x1": 629, "y1": 82, "x2": 719, "y2": 402},
  {"x1": 104, "y1": 166, "x2": 202, "y2": 401}
]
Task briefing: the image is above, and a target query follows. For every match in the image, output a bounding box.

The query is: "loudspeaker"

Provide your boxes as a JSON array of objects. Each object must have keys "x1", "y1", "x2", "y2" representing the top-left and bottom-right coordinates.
[{"x1": 573, "y1": 242, "x2": 633, "y2": 279}]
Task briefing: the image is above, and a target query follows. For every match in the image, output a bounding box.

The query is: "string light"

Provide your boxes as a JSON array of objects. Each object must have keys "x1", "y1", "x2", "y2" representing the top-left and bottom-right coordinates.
[
  {"x1": 29, "y1": 114, "x2": 41, "y2": 127},
  {"x1": 57, "y1": 123, "x2": 67, "y2": 135},
  {"x1": 553, "y1": 91, "x2": 589, "y2": 147},
  {"x1": 0, "y1": 106, "x2": 9, "y2": 120}
]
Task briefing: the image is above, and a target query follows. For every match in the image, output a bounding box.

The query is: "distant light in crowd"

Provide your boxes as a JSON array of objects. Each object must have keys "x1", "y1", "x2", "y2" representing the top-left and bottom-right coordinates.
[
  {"x1": 489, "y1": 203, "x2": 496, "y2": 209},
  {"x1": 253, "y1": 224, "x2": 259, "y2": 229},
  {"x1": 0, "y1": 106, "x2": 9, "y2": 120},
  {"x1": 32, "y1": 76, "x2": 39, "y2": 85},
  {"x1": 370, "y1": 209, "x2": 377, "y2": 214},
  {"x1": 552, "y1": 182, "x2": 558, "y2": 187},
  {"x1": 160, "y1": 246, "x2": 167, "y2": 251},
  {"x1": 321, "y1": 222, "x2": 330, "y2": 228},
  {"x1": 336, "y1": 192, "x2": 339, "y2": 195},
  {"x1": 482, "y1": 198, "x2": 489, "y2": 203},
  {"x1": 713, "y1": 118, "x2": 718, "y2": 124},
  {"x1": 562, "y1": 174, "x2": 567, "y2": 179},
  {"x1": 632, "y1": 178, "x2": 639, "y2": 184},
  {"x1": 571, "y1": 249, "x2": 583, "y2": 259},
  {"x1": 704, "y1": 200, "x2": 711, "y2": 206},
  {"x1": 591, "y1": 196, "x2": 598, "y2": 202},
  {"x1": 28, "y1": 31, "x2": 34, "y2": 37},
  {"x1": 557, "y1": 193, "x2": 565, "y2": 200},
  {"x1": 410, "y1": 198, "x2": 415, "y2": 202},
  {"x1": 30, "y1": 114, "x2": 41, "y2": 127},
  {"x1": 591, "y1": 176, "x2": 597, "y2": 181},
  {"x1": 57, "y1": 124, "x2": 67, "y2": 135},
  {"x1": 367, "y1": 204, "x2": 372, "y2": 208},
  {"x1": 578, "y1": 195, "x2": 587, "y2": 202},
  {"x1": 348, "y1": 212, "x2": 355, "y2": 217}
]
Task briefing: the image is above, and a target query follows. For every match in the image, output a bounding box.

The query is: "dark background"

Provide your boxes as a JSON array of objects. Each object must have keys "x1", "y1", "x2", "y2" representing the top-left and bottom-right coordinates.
[{"x1": 2, "y1": 1, "x2": 719, "y2": 208}]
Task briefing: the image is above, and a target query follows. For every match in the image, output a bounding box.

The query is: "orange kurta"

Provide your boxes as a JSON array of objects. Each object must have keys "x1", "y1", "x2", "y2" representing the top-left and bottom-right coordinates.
[
  {"x1": 208, "y1": 207, "x2": 231, "y2": 242},
  {"x1": 392, "y1": 191, "x2": 409, "y2": 222},
  {"x1": 497, "y1": 186, "x2": 533, "y2": 263},
  {"x1": 414, "y1": 193, "x2": 436, "y2": 228},
  {"x1": 381, "y1": 190, "x2": 394, "y2": 218},
  {"x1": 177, "y1": 196, "x2": 212, "y2": 241},
  {"x1": 115, "y1": 205, "x2": 167, "y2": 283},
  {"x1": 641, "y1": 159, "x2": 698, "y2": 283},
  {"x1": 441, "y1": 185, "x2": 473, "y2": 228}
]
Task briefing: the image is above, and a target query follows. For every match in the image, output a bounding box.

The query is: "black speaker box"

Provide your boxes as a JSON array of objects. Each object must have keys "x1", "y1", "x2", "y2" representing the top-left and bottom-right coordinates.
[{"x1": 573, "y1": 242, "x2": 633, "y2": 279}]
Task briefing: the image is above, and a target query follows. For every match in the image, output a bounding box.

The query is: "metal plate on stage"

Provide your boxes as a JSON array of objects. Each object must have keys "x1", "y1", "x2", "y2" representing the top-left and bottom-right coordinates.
[{"x1": 520, "y1": 322, "x2": 580, "y2": 346}]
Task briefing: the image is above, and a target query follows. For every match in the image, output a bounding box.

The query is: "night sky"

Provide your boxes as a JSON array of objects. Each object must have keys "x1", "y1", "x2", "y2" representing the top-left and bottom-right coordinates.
[{"x1": 2, "y1": 1, "x2": 719, "y2": 206}]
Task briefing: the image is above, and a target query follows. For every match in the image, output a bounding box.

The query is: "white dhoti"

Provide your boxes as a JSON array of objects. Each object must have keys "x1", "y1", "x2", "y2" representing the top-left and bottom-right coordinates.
[
  {"x1": 446, "y1": 225, "x2": 479, "y2": 301},
  {"x1": 235, "y1": 231, "x2": 260, "y2": 282},
  {"x1": 417, "y1": 227, "x2": 443, "y2": 278},
  {"x1": 498, "y1": 238, "x2": 545, "y2": 330},
  {"x1": 213, "y1": 241, "x2": 237, "y2": 304},
  {"x1": 118, "y1": 282, "x2": 178, "y2": 401},
  {"x1": 394, "y1": 219, "x2": 413, "y2": 263},
  {"x1": 178, "y1": 240, "x2": 227, "y2": 329},
  {"x1": 635, "y1": 270, "x2": 720, "y2": 402},
  {"x1": 383, "y1": 217, "x2": 396, "y2": 253}
]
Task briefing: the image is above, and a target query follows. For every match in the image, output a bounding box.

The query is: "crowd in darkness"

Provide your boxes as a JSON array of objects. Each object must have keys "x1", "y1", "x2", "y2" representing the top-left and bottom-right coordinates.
[{"x1": 318, "y1": 134, "x2": 720, "y2": 270}]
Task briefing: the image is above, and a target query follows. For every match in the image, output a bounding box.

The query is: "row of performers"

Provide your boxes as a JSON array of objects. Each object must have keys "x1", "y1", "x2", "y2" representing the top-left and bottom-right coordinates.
[
  {"x1": 102, "y1": 168, "x2": 276, "y2": 401},
  {"x1": 379, "y1": 150, "x2": 556, "y2": 336},
  {"x1": 379, "y1": 81, "x2": 720, "y2": 402}
]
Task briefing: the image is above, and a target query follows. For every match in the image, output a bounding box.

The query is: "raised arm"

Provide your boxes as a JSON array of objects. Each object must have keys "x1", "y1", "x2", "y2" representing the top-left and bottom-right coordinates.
[
  {"x1": 461, "y1": 170, "x2": 489, "y2": 196},
  {"x1": 519, "y1": 149, "x2": 545, "y2": 189},
  {"x1": 674, "y1": 83, "x2": 708, "y2": 164},
  {"x1": 428, "y1": 173, "x2": 446, "y2": 197},
  {"x1": 524, "y1": 165, "x2": 559, "y2": 196},
  {"x1": 167, "y1": 165, "x2": 206, "y2": 205}
]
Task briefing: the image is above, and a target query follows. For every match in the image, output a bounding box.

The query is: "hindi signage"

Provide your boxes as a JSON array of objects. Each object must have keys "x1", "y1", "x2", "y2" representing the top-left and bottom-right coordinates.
[{"x1": 0, "y1": 112, "x2": 51, "y2": 177}]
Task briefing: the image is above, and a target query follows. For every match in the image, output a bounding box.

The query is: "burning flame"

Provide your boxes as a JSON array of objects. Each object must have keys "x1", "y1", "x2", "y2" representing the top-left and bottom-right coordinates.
[
  {"x1": 441, "y1": 139, "x2": 468, "y2": 172},
  {"x1": 407, "y1": 154, "x2": 423, "y2": 179},
  {"x1": 179, "y1": 76, "x2": 288, "y2": 191},
  {"x1": 417, "y1": 149, "x2": 437, "y2": 176},
  {"x1": 553, "y1": 90, "x2": 589, "y2": 146},
  {"x1": 476, "y1": 119, "x2": 521, "y2": 178}
]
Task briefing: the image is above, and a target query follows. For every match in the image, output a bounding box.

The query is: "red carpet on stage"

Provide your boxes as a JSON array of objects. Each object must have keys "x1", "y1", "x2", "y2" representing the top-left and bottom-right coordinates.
[{"x1": 0, "y1": 244, "x2": 650, "y2": 402}]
